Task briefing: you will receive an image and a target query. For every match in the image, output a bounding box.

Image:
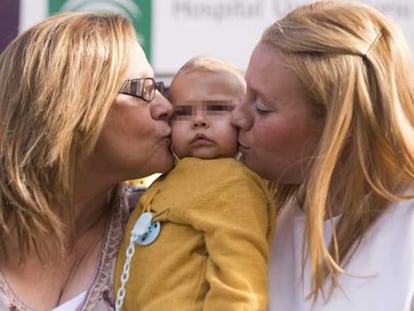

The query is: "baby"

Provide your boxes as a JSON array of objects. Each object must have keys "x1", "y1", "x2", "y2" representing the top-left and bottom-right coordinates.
[{"x1": 114, "y1": 56, "x2": 276, "y2": 311}]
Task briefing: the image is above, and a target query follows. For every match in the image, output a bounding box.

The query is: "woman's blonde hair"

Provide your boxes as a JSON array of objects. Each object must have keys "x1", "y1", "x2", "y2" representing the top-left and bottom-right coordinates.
[
  {"x1": 263, "y1": 0, "x2": 414, "y2": 301},
  {"x1": 0, "y1": 12, "x2": 136, "y2": 260}
]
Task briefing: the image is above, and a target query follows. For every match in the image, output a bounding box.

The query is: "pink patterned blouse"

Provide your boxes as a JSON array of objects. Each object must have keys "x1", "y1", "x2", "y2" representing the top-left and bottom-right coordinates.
[{"x1": 0, "y1": 186, "x2": 143, "y2": 311}]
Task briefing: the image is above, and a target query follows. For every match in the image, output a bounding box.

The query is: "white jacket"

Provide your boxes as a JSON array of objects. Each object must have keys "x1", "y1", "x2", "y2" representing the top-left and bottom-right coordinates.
[{"x1": 269, "y1": 196, "x2": 414, "y2": 311}]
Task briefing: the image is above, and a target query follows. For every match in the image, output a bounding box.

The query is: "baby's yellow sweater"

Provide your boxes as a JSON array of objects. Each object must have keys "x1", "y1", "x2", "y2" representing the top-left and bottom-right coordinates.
[{"x1": 115, "y1": 157, "x2": 276, "y2": 310}]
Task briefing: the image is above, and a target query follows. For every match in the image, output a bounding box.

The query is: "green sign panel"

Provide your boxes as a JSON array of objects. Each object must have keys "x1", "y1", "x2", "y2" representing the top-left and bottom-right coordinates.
[{"x1": 48, "y1": 0, "x2": 152, "y2": 62}]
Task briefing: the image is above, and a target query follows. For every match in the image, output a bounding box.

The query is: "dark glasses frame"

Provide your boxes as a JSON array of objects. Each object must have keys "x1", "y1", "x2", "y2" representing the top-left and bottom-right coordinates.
[{"x1": 119, "y1": 77, "x2": 166, "y2": 102}]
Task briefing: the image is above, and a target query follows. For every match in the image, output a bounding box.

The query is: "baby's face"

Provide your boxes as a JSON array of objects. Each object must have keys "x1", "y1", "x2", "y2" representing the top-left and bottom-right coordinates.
[{"x1": 169, "y1": 71, "x2": 244, "y2": 159}]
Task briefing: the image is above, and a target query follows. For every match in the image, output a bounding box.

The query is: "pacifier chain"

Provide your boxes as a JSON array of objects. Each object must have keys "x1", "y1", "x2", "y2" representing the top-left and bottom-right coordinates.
[{"x1": 115, "y1": 212, "x2": 161, "y2": 311}]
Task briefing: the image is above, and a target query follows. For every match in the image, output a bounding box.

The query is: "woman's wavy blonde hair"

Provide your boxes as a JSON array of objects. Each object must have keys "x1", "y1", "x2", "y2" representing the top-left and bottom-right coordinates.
[
  {"x1": 0, "y1": 12, "x2": 135, "y2": 260},
  {"x1": 263, "y1": 0, "x2": 414, "y2": 302}
]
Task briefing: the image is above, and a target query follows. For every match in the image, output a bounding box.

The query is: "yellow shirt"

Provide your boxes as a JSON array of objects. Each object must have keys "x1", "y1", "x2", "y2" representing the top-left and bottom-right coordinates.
[{"x1": 115, "y1": 158, "x2": 276, "y2": 310}]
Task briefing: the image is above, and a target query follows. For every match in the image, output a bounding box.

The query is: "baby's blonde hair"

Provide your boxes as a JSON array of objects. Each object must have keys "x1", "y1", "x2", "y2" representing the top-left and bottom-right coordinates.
[{"x1": 169, "y1": 55, "x2": 246, "y2": 101}]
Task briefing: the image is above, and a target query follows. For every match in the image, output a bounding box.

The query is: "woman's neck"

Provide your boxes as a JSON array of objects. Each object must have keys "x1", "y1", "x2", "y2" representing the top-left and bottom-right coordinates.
[
  {"x1": 72, "y1": 162, "x2": 120, "y2": 237},
  {"x1": 73, "y1": 187, "x2": 113, "y2": 238}
]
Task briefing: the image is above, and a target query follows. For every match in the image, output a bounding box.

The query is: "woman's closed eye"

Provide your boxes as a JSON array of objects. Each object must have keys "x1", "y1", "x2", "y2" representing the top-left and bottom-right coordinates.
[{"x1": 253, "y1": 98, "x2": 273, "y2": 114}]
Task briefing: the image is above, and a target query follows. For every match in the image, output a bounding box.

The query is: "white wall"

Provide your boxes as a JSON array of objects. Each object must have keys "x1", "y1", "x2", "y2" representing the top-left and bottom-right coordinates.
[
  {"x1": 152, "y1": 0, "x2": 414, "y2": 74},
  {"x1": 20, "y1": 0, "x2": 414, "y2": 75}
]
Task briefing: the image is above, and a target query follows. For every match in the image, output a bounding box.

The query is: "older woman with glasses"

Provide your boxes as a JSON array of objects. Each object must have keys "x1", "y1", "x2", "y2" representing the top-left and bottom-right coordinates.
[{"x1": 0, "y1": 12, "x2": 173, "y2": 310}]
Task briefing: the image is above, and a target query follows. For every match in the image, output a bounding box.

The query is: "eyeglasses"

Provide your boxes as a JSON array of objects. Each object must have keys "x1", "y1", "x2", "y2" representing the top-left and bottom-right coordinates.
[{"x1": 119, "y1": 77, "x2": 166, "y2": 102}]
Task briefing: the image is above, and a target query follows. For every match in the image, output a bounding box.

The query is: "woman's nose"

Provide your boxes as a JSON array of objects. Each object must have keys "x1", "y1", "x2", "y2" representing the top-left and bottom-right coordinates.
[
  {"x1": 231, "y1": 97, "x2": 253, "y2": 130},
  {"x1": 150, "y1": 92, "x2": 173, "y2": 121}
]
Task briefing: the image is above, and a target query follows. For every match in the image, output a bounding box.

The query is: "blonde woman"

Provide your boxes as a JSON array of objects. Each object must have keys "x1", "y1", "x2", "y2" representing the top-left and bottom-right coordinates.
[
  {"x1": 231, "y1": 1, "x2": 414, "y2": 310},
  {"x1": 0, "y1": 12, "x2": 173, "y2": 310}
]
